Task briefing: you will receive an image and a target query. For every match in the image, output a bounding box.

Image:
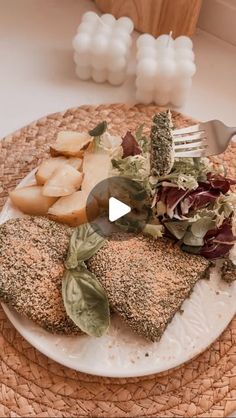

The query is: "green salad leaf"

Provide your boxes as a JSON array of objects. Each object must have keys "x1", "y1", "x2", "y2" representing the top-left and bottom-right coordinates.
[
  {"x1": 164, "y1": 215, "x2": 216, "y2": 245},
  {"x1": 111, "y1": 155, "x2": 151, "y2": 194},
  {"x1": 143, "y1": 223, "x2": 164, "y2": 238},
  {"x1": 65, "y1": 224, "x2": 105, "y2": 269},
  {"x1": 191, "y1": 217, "x2": 215, "y2": 238},
  {"x1": 62, "y1": 265, "x2": 110, "y2": 337},
  {"x1": 63, "y1": 224, "x2": 110, "y2": 337},
  {"x1": 135, "y1": 124, "x2": 150, "y2": 153},
  {"x1": 164, "y1": 220, "x2": 189, "y2": 240},
  {"x1": 181, "y1": 244, "x2": 201, "y2": 255},
  {"x1": 214, "y1": 193, "x2": 236, "y2": 219},
  {"x1": 156, "y1": 157, "x2": 211, "y2": 190},
  {"x1": 183, "y1": 231, "x2": 204, "y2": 247}
]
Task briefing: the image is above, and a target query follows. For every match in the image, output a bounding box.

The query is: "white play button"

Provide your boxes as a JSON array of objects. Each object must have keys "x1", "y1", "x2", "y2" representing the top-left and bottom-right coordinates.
[{"x1": 108, "y1": 197, "x2": 131, "y2": 222}]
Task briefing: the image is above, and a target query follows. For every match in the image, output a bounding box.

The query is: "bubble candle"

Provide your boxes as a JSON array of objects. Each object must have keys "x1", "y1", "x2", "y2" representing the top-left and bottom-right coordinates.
[
  {"x1": 73, "y1": 11, "x2": 134, "y2": 86},
  {"x1": 136, "y1": 33, "x2": 196, "y2": 107}
]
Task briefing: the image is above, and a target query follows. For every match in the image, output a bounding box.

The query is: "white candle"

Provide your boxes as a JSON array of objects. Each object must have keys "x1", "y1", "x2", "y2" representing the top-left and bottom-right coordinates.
[
  {"x1": 73, "y1": 12, "x2": 134, "y2": 86},
  {"x1": 92, "y1": 68, "x2": 107, "y2": 83},
  {"x1": 136, "y1": 33, "x2": 196, "y2": 107},
  {"x1": 75, "y1": 65, "x2": 92, "y2": 81}
]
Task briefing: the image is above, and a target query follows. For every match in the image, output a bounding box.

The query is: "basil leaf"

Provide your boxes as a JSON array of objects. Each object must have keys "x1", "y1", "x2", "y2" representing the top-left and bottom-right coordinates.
[
  {"x1": 65, "y1": 229, "x2": 79, "y2": 269},
  {"x1": 62, "y1": 266, "x2": 110, "y2": 337},
  {"x1": 89, "y1": 121, "x2": 107, "y2": 137},
  {"x1": 65, "y1": 224, "x2": 105, "y2": 269}
]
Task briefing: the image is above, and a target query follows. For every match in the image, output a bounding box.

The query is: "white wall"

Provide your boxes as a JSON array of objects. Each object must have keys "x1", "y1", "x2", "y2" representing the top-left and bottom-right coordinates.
[{"x1": 198, "y1": 0, "x2": 236, "y2": 46}]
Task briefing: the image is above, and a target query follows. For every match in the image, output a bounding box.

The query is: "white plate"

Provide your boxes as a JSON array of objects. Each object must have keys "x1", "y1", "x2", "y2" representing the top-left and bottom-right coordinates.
[{"x1": 1, "y1": 170, "x2": 236, "y2": 378}]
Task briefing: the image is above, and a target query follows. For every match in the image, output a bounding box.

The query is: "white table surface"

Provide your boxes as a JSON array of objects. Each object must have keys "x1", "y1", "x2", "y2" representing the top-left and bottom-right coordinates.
[{"x1": 0, "y1": 0, "x2": 236, "y2": 415}]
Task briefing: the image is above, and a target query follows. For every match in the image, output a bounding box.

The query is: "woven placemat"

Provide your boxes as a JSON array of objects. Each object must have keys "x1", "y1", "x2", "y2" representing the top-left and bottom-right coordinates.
[{"x1": 0, "y1": 103, "x2": 236, "y2": 418}]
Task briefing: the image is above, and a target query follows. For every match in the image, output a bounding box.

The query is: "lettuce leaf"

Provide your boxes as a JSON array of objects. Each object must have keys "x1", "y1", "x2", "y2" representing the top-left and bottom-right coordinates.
[
  {"x1": 155, "y1": 157, "x2": 211, "y2": 191},
  {"x1": 111, "y1": 154, "x2": 151, "y2": 191},
  {"x1": 135, "y1": 124, "x2": 150, "y2": 153},
  {"x1": 143, "y1": 223, "x2": 164, "y2": 238}
]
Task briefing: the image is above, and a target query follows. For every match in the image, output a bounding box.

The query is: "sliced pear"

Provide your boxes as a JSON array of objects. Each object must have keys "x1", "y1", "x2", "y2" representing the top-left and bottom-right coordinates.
[
  {"x1": 35, "y1": 156, "x2": 82, "y2": 185},
  {"x1": 10, "y1": 186, "x2": 57, "y2": 215},
  {"x1": 43, "y1": 165, "x2": 83, "y2": 197},
  {"x1": 50, "y1": 131, "x2": 92, "y2": 157},
  {"x1": 48, "y1": 191, "x2": 98, "y2": 226}
]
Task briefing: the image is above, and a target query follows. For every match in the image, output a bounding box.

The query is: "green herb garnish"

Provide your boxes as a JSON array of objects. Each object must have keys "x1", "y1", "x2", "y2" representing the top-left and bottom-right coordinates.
[
  {"x1": 65, "y1": 224, "x2": 105, "y2": 269},
  {"x1": 89, "y1": 121, "x2": 107, "y2": 137},
  {"x1": 88, "y1": 121, "x2": 107, "y2": 151},
  {"x1": 62, "y1": 224, "x2": 110, "y2": 337}
]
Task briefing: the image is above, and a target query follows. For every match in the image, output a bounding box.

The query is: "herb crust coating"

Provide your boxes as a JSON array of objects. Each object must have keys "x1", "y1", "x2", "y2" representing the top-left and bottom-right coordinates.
[
  {"x1": 87, "y1": 233, "x2": 210, "y2": 342},
  {"x1": 0, "y1": 216, "x2": 81, "y2": 334},
  {"x1": 150, "y1": 110, "x2": 174, "y2": 177}
]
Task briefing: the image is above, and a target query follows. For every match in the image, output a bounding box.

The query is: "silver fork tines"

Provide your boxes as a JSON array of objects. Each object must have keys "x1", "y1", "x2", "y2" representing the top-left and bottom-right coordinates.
[
  {"x1": 174, "y1": 141, "x2": 206, "y2": 151},
  {"x1": 174, "y1": 149, "x2": 206, "y2": 157},
  {"x1": 172, "y1": 120, "x2": 236, "y2": 158},
  {"x1": 173, "y1": 124, "x2": 207, "y2": 157},
  {"x1": 173, "y1": 131, "x2": 206, "y2": 143},
  {"x1": 173, "y1": 124, "x2": 202, "y2": 135}
]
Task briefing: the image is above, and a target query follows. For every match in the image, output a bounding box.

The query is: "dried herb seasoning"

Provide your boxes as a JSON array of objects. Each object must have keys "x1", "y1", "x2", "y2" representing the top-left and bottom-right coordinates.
[{"x1": 150, "y1": 110, "x2": 174, "y2": 177}]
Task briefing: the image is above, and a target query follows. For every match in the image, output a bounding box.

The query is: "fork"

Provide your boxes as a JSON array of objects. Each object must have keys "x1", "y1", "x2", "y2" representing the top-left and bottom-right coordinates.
[{"x1": 173, "y1": 120, "x2": 236, "y2": 158}]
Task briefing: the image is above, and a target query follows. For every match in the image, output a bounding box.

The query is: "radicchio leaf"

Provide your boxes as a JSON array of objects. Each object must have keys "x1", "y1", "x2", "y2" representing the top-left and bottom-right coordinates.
[
  {"x1": 165, "y1": 188, "x2": 189, "y2": 218},
  {"x1": 156, "y1": 187, "x2": 188, "y2": 219},
  {"x1": 200, "y1": 218, "x2": 236, "y2": 259},
  {"x1": 207, "y1": 172, "x2": 236, "y2": 194},
  {"x1": 154, "y1": 170, "x2": 236, "y2": 220},
  {"x1": 180, "y1": 187, "x2": 219, "y2": 215},
  {"x1": 121, "y1": 131, "x2": 142, "y2": 158}
]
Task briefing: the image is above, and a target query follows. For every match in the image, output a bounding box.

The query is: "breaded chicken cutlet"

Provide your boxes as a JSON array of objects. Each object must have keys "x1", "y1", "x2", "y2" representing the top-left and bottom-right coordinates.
[
  {"x1": 0, "y1": 216, "x2": 81, "y2": 334},
  {"x1": 0, "y1": 217, "x2": 210, "y2": 341},
  {"x1": 87, "y1": 233, "x2": 210, "y2": 341}
]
